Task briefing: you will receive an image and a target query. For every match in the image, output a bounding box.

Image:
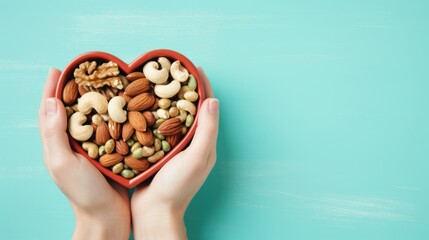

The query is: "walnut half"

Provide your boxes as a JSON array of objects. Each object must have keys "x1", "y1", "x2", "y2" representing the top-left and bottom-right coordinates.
[{"x1": 74, "y1": 61, "x2": 123, "y2": 90}]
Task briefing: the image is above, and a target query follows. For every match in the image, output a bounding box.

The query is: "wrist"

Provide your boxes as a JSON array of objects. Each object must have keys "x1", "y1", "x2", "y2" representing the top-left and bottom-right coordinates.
[
  {"x1": 73, "y1": 208, "x2": 130, "y2": 240},
  {"x1": 133, "y1": 207, "x2": 187, "y2": 240}
]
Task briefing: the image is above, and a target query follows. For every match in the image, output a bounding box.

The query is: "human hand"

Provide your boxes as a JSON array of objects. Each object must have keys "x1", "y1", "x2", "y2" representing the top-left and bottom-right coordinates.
[
  {"x1": 38, "y1": 68, "x2": 130, "y2": 240},
  {"x1": 131, "y1": 67, "x2": 219, "y2": 240}
]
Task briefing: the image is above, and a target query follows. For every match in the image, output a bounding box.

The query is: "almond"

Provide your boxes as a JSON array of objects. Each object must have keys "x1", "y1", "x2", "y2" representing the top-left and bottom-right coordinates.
[
  {"x1": 128, "y1": 93, "x2": 155, "y2": 111},
  {"x1": 118, "y1": 91, "x2": 132, "y2": 103},
  {"x1": 128, "y1": 111, "x2": 147, "y2": 132},
  {"x1": 78, "y1": 85, "x2": 89, "y2": 96},
  {"x1": 122, "y1": 121, "x2": 135, "y2": 141},
  {"x1": 143, "y1": 111, "x2": 156, "y2": 127},
  {"x1": 124, "y1": 78, "x2": 151, "y2": 97},
  {"x1": 124, "y1": 156, "x2": 150, "y2": 171},
  {"x1": 100, "y1": 153, "x2": 124, "y2": 167},
  {"x1": 148, "y1": 98, "x2": 159, "y2": 111},
  {"x1": 158, "y1": 118, "x2": 182, "y2": 136},
  {"x1": 166, "y1": 133, "x2": 181, "y2": 147},
  {"x1": 62, "y1": 79, "x2": 78, "y2": 105},
  {"x1": 115, "y1": 139, "x2": 129, "y2": 155},
  {"x1": 91, "y1": 122, "x2": 98, "y2": 132},
  {"x1": 108, "y1": 119, "x2": 121, "y2": 140},
  {"x1": 95, "y1": 121, "x2": 110, "y2": 145},
  {"x1": 126, "y1": 72, "x2": 145, "y2": 82},
  {"x1": 136, "y1": 130, "x2": 154, "y2": 146}
]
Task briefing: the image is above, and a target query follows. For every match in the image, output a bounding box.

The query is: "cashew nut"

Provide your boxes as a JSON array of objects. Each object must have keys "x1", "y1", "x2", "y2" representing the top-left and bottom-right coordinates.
[
  {"x1": 71, "y1": 103, "x2": 79, "y2": 112},
  {"x1": 158, "y1": 57, "x2": 171, "y2": 71},
  {"x1": 82, "y1": 142, "x2": 99, "y2": 159},
  {"x1": 170, "y1": 60, "x2": 189, "y2": 82},
  {"x1": 68, "y1": 112, "x2": 94, "y2": 141},
  {"x1": 143, "y1": 61, "x2": 169, "y2": 84},
  {"x1": 101, "y1": 113, "x2": 110, "y2": 122},
  {"x1": 108, "y1": 96, "x2": 127, "y2": 123},
  {"x1": 154, "y1": 80, "x2": 181, "y2": 98},
  {"x1": 177, "y1": 109, "x2": 187, "y2": 122},
  {"x1": 78, "y1": 92, "x2": 108, "y2": 114},
  {"x1": 177, "y1": 100, "x2": 196, "y2": 115}
]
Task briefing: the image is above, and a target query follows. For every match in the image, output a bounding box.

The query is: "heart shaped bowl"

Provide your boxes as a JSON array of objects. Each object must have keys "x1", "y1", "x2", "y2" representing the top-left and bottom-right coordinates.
[{"x1": 55, "y1": 49, "x2": 205, "y2": 188}]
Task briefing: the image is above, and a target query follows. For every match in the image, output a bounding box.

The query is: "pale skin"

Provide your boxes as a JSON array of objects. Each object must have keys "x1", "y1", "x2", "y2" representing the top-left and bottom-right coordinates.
[{"x1": 38, "y1": 67, "x2": 219, "y2": 240}]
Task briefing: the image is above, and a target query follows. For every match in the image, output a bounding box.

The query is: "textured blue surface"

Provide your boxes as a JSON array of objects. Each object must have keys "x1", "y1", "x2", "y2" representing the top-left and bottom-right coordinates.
[{"x1": 0, "y1": 1, "x2": 428, "y2": 239}]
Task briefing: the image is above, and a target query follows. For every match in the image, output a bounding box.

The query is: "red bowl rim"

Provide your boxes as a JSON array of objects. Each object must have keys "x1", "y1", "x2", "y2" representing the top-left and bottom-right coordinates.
[{"x1": 54, "y1": 49, "x2": 205, "y2": 188}]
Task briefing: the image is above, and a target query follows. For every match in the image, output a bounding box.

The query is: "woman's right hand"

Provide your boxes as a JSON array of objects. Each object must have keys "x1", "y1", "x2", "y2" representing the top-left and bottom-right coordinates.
[{"x1": 131, "y1": 67, "x2": 220, "y2": 240}]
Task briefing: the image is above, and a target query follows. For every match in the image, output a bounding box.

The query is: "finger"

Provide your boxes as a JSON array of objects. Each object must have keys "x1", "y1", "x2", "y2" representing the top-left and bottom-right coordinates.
[
  {"x1": 38, "y1": 68, "x2": 62, "y2": 124},
  {"x1": 187, "y1": 98, "x2": 219, "y2": 157},
  {"x1": 42, "y1": 98, "x2": 74, "y2": 167},
  {"x1": 197, "y1": 66, "x2": 214, "y2": 98}
]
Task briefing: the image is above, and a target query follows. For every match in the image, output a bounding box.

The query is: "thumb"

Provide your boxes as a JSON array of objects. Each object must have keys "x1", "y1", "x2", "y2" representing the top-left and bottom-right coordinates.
[
  {"x1": 43, "y1": 98, "x2": 74, "y2": 167},
  {"x1": 187, "y1": 98, "x2": 219, "y2": 157}
]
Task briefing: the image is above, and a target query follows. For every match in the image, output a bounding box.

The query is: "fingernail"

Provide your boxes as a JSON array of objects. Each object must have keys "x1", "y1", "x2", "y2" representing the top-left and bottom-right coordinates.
[
  {"x1": 208, "y1": 98, "x2": 219, "y2": 114},
  {"x1": 46, "y1": 98, "x2": 57, "y2": 115},
  {"x1": 48, "y1": 67, "x2": 60, "y2": 76},
  {"x1": 48, "y1": 67, "x2": 54, "y2": 75}
]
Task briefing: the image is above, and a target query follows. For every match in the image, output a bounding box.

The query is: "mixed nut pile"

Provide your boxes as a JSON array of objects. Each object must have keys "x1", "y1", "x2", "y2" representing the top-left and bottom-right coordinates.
[{"x1": 62, "y1": 57, "x2": 199, "y2": 179}]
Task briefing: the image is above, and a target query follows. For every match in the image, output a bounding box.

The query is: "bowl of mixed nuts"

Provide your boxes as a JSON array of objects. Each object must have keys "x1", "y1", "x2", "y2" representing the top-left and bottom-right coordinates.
[{"x1": 55, "y1": 50, "x2": 205, "y2": 188}]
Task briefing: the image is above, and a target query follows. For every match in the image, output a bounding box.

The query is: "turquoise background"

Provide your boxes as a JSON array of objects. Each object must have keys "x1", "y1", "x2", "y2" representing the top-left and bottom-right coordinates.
[{"x1": 0, "y1": 0, "x2": 428, "y2": 239}]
